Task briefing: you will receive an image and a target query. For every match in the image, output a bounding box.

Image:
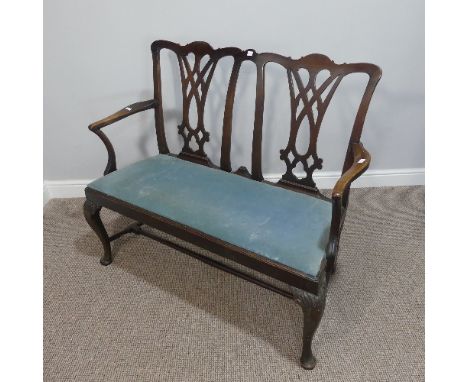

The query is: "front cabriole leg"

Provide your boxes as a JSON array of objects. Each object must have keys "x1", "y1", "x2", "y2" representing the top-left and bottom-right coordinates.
[
  {"x1": 83, "y1": 199, "x2": 112, "y2": 266},
  {"x1": 291, "y1": 273, "x2": 328, "y2": 369}
]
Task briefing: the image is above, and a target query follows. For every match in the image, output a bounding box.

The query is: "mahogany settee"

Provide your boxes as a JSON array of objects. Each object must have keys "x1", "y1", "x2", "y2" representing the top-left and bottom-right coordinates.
[{"x1": 83, "y1": 40, "x2": 381, "y2": 369}]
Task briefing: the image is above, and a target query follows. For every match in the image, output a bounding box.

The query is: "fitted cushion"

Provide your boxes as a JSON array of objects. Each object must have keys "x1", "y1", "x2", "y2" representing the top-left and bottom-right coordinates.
[{"x1": 88, "y1": 155, "x2": 332, "y2": 278}]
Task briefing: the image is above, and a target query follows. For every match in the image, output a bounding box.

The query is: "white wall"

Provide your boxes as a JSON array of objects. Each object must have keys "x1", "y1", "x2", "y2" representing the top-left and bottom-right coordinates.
[{"x1": 44, "y1": 0, "x2": 424, "y2": 192}]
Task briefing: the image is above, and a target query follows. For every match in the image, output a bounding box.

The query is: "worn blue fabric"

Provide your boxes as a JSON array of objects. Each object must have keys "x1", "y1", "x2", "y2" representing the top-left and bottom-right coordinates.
[{"x1": 88, "y1": 155, "x2": 332, "y2": 278}]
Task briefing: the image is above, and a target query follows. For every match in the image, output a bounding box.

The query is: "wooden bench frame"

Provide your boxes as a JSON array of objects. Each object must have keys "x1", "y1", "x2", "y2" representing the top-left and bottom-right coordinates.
[{"x1": 83, "y1": 40, "x2": 381, "y2": 369}]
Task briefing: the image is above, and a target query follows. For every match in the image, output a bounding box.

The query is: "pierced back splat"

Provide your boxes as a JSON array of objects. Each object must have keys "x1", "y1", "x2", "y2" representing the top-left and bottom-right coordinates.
[
  {"x1": 279, "y1": 59, "x2": 344, "y2": 191},
  {"x1": 176, "y1": 52, "x2": 216, "y2": 157},
  {"x1": 242, "y1": 52, "x2": 348, "y2": 189},
  {"x1": 151, "y1": 40, "x2": 244, "y2": 165}
]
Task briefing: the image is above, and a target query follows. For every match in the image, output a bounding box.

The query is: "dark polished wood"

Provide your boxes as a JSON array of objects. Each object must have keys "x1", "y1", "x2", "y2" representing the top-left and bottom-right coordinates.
[
  {"x1": 88, "y1": 100, "x2": 156, "y2": 175},
  {"x1": 84, "y1": 40, "x2": 382, "y2": 370},
  {"x1": 88, "y1": 100, "x2": 156, "y2": 131},
  {"x1": 83, "y1": 199, "x2": 112, "y2": 266},
  {"x1": 291, "y1": 271, "x2": 327, "y2": 369},
  {"x1": 326, "y1": 142, "x2": 371, "y2": 273},
  {"x1": 333, "y1": 142, "x2": 370, "y2": 198}
]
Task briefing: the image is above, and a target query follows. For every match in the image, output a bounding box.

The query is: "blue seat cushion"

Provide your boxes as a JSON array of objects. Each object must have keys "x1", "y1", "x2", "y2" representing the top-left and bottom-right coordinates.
[{"x1": 87, "y1": 155, "x2": 332, "y2": 278}]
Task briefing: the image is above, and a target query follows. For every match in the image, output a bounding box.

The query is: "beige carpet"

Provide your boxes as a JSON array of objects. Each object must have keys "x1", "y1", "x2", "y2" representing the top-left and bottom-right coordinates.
[{"x1": 44, "y1": 186, "x2": 424, "y2": 381}]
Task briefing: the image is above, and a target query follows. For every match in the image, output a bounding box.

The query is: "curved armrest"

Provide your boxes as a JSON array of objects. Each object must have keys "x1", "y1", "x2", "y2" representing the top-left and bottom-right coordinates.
[
  {"x1": 332, "y1": 142, "x2": 371, "y2": 199},
  {"x1": 89, "y1": 99, "x2": 155, "y2": 131},
  {"x1": 88, "y1": 99, "x2": 155, "y2": 175}
]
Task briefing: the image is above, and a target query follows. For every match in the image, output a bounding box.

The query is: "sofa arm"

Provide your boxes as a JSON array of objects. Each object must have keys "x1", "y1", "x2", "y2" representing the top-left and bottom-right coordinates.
[
  {"x1": 326, "y1": 142, "x2": 370, "y2": 273},
  {"x1": 88, "y1": 99, "x2": 156, "y2": 175},
  {"x1": 89, "y1": 99, "x2": 155, "y2": 131},
  {"x1": 332, "y1": 142, "x2": 370, "y2": 199}
]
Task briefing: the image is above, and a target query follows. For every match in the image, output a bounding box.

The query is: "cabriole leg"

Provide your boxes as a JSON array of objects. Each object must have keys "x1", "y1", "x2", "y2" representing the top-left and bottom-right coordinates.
[
  {"x1": 83, "y1": 199, "x2": 112, "y2": 266},
  {"x1": 291, "y1": 274, "x2": 328, "y2": 370}
]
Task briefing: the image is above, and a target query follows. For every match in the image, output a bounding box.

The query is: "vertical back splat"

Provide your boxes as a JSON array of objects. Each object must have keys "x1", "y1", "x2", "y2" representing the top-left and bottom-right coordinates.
[
  {"x1": 151, "y1": 40, "x2": 244, "y2": 165},
  {"x1": 279, "y1": 58, "x2": 344, "y2": 191},
  {"x1": 176, "y1": 53, "x2": 217, "y2": 157}
]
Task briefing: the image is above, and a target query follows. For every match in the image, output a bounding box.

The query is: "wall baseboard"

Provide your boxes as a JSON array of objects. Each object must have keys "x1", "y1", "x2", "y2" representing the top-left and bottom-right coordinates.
[
  {"x1": 44, "y1": 180, "x2": 91, "y2": 206},
  {"x1": 265, "y1": 168, "x2": 425, "y2": 189},
  {"x1": 43, "y1": 185, "x2": 51, "y2": 207},
  {"x1": 43, "y1": 168, "x2": 424, "y2": 206}
]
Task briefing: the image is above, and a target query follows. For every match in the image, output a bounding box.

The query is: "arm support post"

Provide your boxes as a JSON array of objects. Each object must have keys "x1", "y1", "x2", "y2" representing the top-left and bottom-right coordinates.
[{"x1": 326, "y1": 142, "x2": 370, "y2": 272}]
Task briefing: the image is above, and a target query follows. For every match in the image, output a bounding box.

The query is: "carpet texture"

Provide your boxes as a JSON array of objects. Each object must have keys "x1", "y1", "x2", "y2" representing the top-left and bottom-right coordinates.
[{"x1": 44, "y1": 186, "x2": 424, "y2": 381}]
